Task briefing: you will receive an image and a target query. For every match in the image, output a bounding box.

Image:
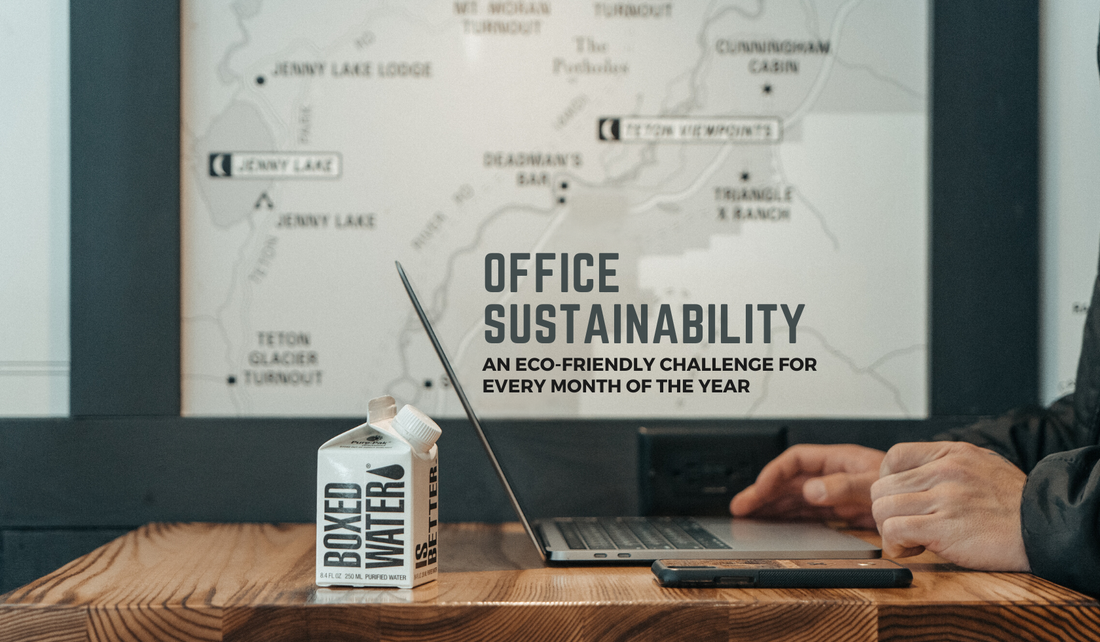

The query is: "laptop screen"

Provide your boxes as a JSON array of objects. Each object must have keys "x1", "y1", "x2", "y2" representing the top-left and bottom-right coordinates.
[{"x1": 396, "y1": 261, "x2": 547, "y2": 559}]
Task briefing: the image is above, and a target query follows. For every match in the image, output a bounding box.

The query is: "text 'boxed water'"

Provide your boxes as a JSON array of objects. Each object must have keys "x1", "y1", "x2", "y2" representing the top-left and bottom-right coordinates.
[{"x1": 316, "y1": 396, "x2": 441, "y2": 588}]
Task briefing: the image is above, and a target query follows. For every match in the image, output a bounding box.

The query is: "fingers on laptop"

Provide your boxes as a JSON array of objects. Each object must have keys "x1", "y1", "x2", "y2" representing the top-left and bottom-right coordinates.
[{"x1": 731, "y1": 445, "x2": 885, "y2": 519}]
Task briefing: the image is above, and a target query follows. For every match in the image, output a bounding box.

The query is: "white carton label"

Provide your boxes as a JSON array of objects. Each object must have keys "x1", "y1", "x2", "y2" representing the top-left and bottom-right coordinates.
[{"x1": 316, "y1": 397, "x2": 439, "y2": 588}]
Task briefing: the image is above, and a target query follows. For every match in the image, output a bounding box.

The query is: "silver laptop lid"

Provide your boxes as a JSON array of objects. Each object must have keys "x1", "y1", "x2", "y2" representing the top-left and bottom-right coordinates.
[{"x1": 395, "y1": 261, "x2": 547, "y2": 561}]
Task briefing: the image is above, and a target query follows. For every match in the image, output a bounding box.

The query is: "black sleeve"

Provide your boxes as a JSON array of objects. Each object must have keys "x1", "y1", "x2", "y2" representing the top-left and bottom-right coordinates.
[
  {"x1": 1020, "y1": 446, "x2": 1100, "y2": 596},
  {"x1": 932, "y1": 396, "x2": 1078, "y2": 474}
]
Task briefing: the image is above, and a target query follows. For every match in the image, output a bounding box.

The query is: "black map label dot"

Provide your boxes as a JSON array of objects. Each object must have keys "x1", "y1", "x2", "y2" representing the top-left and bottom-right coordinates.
[
  {"x1": 256, "y1": 75, "x2": 266, "y2": 85},
  {"x1": 227, "y1": 375, "x2": 237, "y2": 385}
]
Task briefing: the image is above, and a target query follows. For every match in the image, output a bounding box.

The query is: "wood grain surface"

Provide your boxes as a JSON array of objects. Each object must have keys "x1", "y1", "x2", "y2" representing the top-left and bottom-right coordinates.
[{"x1": 0, "y1": 523, "x2": 1095, "y2": 641}]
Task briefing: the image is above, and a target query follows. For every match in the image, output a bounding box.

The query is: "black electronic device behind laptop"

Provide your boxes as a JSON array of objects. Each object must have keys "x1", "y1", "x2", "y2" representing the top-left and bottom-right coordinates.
[{"x1": 395, "y1": 261, "x2": 880, "y2": 563}]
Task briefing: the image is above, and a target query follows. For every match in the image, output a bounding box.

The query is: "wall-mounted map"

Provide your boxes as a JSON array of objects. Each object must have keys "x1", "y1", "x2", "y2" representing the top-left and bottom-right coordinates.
[{"x1": 181, "y1": 0, "x2": 929, "y2": 418}]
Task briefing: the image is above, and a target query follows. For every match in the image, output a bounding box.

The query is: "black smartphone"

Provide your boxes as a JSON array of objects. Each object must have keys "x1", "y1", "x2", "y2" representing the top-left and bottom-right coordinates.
[{"x1": 652, "y1": 559, "x2": 913, "y2": 589}]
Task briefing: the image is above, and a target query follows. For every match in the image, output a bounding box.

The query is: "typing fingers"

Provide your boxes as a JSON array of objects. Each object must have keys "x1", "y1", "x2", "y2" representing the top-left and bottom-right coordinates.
[
  {"x1": 731, "y1": 444, "x2": 884, "y2": 516},
  {"x1": 803, "y1": 470, "x2": 877, "y2": 507},
  {"x1": 731, "y1": 473, "x2": 811, "y2": 516}
]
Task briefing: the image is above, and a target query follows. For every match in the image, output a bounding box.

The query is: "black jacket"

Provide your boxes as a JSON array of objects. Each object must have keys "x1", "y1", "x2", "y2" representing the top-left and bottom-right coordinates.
[{"x1": 937, "y1": 239, "x2": 1100, "y2": 595}]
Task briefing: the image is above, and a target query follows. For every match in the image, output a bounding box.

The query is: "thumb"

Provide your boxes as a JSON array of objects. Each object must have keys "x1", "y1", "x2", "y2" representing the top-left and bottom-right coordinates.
[{"x1": 802, "y1": 471, "x2": 876, "y2": 506}]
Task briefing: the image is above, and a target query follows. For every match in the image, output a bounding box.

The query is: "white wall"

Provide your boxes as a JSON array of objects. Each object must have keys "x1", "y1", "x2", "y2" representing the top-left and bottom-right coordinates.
[
  {"x1": 1040, "y1": 0, "x2": 1100, "y2": 404},
  {"x1": 0, "y1": 0, "x2": 70, "y2": 415}
]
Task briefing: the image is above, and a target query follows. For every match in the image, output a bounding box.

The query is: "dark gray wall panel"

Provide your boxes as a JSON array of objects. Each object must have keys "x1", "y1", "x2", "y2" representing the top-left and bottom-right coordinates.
[
  {"x1": 69, "y1": 0, "x2": 181, "y2": 416},
  {"x1": 931, "y1": 1, "x2": 1040, "y2": 414}
]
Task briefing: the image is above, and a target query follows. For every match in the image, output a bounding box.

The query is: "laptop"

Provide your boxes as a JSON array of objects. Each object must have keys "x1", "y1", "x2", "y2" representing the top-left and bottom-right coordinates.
[{"x1": 395, "y1": 261, "x2": 880, "y2": 563}]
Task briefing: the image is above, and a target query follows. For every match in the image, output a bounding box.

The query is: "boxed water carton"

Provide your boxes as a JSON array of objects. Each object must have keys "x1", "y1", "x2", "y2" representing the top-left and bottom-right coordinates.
[{"x1": 316, "y1": 396, "x2": 441, "y2": 588}]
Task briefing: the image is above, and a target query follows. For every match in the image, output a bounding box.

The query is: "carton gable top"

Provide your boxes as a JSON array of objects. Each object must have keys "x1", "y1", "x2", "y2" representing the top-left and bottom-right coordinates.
[{"x1": 318, "y1": 396, "x2": 409, "y2": 451}]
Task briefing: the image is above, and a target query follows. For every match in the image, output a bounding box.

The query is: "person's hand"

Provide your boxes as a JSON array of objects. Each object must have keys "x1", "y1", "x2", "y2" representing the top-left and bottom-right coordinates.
[
  {"x1": 730, "y1": 444, "x2": 885, "y2": 528},
  {"x1": 870, "y1": 441, "x2": 1030, "y2": 571}
]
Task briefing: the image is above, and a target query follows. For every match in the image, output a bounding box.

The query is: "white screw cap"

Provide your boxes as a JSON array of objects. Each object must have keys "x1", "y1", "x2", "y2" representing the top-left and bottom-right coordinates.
[{"x1": 392, "y1": 404, "x2": 442, "y2": 453}]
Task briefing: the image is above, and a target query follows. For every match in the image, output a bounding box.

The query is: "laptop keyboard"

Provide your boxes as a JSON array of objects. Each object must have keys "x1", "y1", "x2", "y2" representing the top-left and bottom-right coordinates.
[{"x1": 554, "y1": 517, "x2": 731, "y2": 550}]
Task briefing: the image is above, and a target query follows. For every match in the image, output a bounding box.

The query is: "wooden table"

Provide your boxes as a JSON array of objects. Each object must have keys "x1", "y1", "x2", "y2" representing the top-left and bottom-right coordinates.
[{"x1": 1, "y1": 523, "x2": 1096, "y2": 641}]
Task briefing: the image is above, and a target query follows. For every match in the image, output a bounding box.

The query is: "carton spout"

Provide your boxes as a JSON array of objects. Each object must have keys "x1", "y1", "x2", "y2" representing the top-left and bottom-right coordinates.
[
  {"x1": 367, "y1": 395, "x2": 397, "y2": 423},
  {"x1": 393, "y1": 404, "x2": 443, "y2": 453}
]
